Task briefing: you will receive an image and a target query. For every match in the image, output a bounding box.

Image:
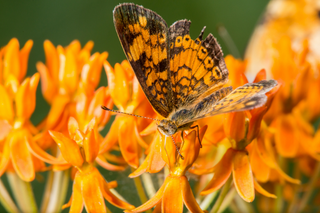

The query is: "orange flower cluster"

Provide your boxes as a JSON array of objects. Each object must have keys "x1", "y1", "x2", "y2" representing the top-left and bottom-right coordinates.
[{"x1": 1, "y1": 12, "x2": 320, "y2": 213}]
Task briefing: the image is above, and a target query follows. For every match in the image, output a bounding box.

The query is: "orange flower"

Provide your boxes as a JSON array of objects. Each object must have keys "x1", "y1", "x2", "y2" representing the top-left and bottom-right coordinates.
[
  {"x1": 48, "y1": 117, "x2": 134, "y2": 212},
  {"x1": 101, "y1": 60, "x2": 156, "y2": 168},
  {"x1": 36, "y1": 40, "x2": 108, "y2": 131},
  {"x1": 199, "y1": 70, "x2": 283, "y2": 201},
  {"x1": 0, "y1": 38, "x2": 33, "y2": 85},
  {"x1": 127, "y1": 126, "x2": 207, "y2": 213},
  {"x1": 0, "y1": 71, "x2": 47, "y2": 181}
]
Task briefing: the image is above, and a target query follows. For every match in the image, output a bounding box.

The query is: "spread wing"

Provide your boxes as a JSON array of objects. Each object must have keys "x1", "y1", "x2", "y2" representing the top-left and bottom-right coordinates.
[
  {"x1": 168, "y1": 21, "x2": 229, "y2": 110},
  {"x1": 172, "y1": 80, "x2": 277, "y2": 126},
  {"x1": 113, "y1": 3, "x2": 173, "y2": 118}
]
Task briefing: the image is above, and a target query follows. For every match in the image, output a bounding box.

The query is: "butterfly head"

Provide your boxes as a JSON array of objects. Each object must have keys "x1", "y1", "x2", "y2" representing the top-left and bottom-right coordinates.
[{"x1": 158, "y1": 119, "x2": 178, "y2": 136}]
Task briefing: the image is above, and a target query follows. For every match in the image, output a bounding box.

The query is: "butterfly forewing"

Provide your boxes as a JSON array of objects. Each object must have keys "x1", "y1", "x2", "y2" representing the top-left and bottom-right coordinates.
[
  {"x1": 113, "y1": 3, "x2": 173, "y2": 118},
  {"x1": 168, "y1": 21, "x2": 229, "y2": 110}
]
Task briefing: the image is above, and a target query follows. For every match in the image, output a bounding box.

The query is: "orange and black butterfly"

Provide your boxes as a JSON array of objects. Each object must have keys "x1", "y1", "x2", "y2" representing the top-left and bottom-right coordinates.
[{"x1": 103, "y1": 3, "x2": 277, "y2": 149}]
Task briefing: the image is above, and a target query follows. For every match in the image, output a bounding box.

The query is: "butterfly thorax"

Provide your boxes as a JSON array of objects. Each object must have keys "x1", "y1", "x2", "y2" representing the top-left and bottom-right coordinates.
[{"x1": 158, "y1": 119, "x2": 193, "y2": 136}]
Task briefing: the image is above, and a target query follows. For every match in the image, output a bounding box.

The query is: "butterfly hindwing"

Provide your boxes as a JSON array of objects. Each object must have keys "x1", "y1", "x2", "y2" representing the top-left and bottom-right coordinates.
[
  {"x1": 113, "y1": 3, "x2": 173, "y2": 118},
  {"x1": 168, "y1": 22, "x2": 229, "y2": 109},
  {"x1": 172, "y1": 80, "x2": 277, "y2": 125}
]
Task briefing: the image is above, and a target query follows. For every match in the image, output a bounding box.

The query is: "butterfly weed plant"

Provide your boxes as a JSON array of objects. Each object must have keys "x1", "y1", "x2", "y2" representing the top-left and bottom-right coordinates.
[{"x1": 1, "y1": 2, "x2": 320, "y2": 213}]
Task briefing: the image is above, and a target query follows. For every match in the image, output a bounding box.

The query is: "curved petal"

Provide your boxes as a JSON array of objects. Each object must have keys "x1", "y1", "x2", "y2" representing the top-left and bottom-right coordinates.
[
  {"x1": 140, "y1": 121, "x2": 157, "y2": 136},
  {"x1": 273, "y1": 115, "x2": 299, "y2": 157},
  {"x1": 10, "y1": 133, "x2": 35, "y2": 182},
  {"x1": 46, "y1": 95, "x2": 70, "y2": 130},
  {"x1": 200, "y1": 148, "x2": 233, "y2": 195},
  {"x1": 3, "y1": 38, "x2": 20, "y2": 82},
  {"x1": 26, "y1": 134, "x2": 67, "y2": 165},
  {"x1": 36, "y1": 62, "x2": 57, "y2": 104},
  {"x1": 0, "y1": 84, "x2": 14, "y2": 122},
  {"x1": 96, "y1": 155, "x2": 126, "y2": 171},
  {"x1": 253, "y1": 69, "x2": 266, "y2": 83},
  {"x1": 43, "y1": 40, "x2": 59, "y2": 83},
  {"x1": 249, "y1": 144, "x2": 270, "y2": 183},
  {"x1": 232, "y1": 151, "x2": 255, "y2": 202},
  {"x1": 0, "y1": 139, "x2": 10, "y2": 177},
  {"x1": 129, "y1": 135, "x2": 165, "y2": 178},
  {"x1": 253, "y1": 179, "x2": 276, "y2": 199},
  {"x1": 49, "y1": 130, "x2": 84, "y2": 167},
  {"x1": 0, "y1": 119, "x2": 12, "y2": 140},
  {"x1": 83, "y1": 128, "x2": 99, "y2": 163},
  {"x1": 99, "y1": 116, "x2": 121, "y2": 153},
  {"x1": 98, "y1": 172, "x2": 135, "y2": 210},
  {"x1": 134, "y1": 120, "x2": 149, "y2": 149},
  {"x1": 181, "y1": 175, "x2": 204, "y2": 213},
  {"x1": 68, "y1": 172, "x2": 84, "y2": 213},
  {"x1": 60, "y1": 47, "x2": 79, "y2": 95},
  {"x1": 80, "y1": 168, "x2": 107, "y2": 213},
  {"x1": 255, "y1": 136, "x2": 300, "y2": 184},
  {"x1": 118, "y1": 117, "x2": 139, "y2": 168},
  {"x1": 19, "y1": 40, "x2": 33, "y2": 82},
  {"x1": 125, "y1": 177, "x2": 169, "y2": 213},
  {"x1": 224, "y1": 112, "x2": 246, "y2": 143},
  {"x1": 162, "y1": 176, "x2": 183, "y2": 213},
  {"x1": 68, "y1": 117, "x2": 79, "y2": 140}
]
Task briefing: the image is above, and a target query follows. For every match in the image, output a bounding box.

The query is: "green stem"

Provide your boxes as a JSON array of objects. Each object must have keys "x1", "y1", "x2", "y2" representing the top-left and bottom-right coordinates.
[
  {"x1": 131, "y1": 168, "x2": 151, "y2": 213},
  {"x1": 219, "y1": 187, "x2": 237, "y2": 213},
  {"x1": 42, "y1": 170, "x2": 69, "y2": 213},
  {"x1": 298, "y1": 161, "x2": 320, "y2": 212},
  {"x1": 274, "y1": 184, "x2": 283, "y2": 213},
  {"x1": 0, "y1": 178, "x2": 20, "y2": 213},
  {"x1": 210, "y1": 176, "x2": 232, "y2": 213},
  {"x1": 234, "y1": 194, "x2": 255, "y2": 213},
  {"x1": 199, "y1": 190, "x2": 219, "y2": 211},
  {"x1": 141, "y1": 172, "x2": 156, "y2": 199},
  {"x1": 7, "y1": 173, "x2": 38, "y2": 213}
]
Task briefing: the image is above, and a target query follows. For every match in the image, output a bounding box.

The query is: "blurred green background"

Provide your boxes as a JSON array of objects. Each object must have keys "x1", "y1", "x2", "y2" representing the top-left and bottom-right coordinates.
[{"x1": 0, "y1": 0, "x2": 269, "y2": 212}]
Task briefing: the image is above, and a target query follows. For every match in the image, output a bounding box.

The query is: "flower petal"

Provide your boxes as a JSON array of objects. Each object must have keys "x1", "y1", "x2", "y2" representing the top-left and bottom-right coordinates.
[
  {"x1": 232, "y1": 151, "x2": 255, "y2": 202},
  {"x1": 43, "y1": 40, "x2": 60, "y2": 83},
  {"x1": 3, "y1": 38, "x2": 20, "y2": 82},
  {"x1": 98, "y1": 173, "x2": 135, "y2": 210},
  {"x1": 10, "y1": 132, "x2": 35, "y2": 181},
  {"x1": 162, "y1": 176, "x2": 183, "y2": 213},
  {"x1": 96, "y1": 155, "x2": 126, "y2": 171},
  {"x1": 100, "y1": 116, "x2": 121, "y2": 153},
  {"x1": 83, "y1": 128, "x2": 99, "y2": 163},
  {"x1": 80, "y1": 168, "x2": 107, "y2": 213},
  {"x1": 253, "y1": 178, "x2": 276, "y2": 199},
  {"x1": 200, "y1": 148, "x2": 233, "y2": 195},
  {"x1": 0, "y1": 119, "x2": 12, "y2": 140},
  {"x1": 36, "y1": 61, "x2": 57, "y2": 104},
  {"x1": 249, "y1": 143, "x2": 270, "y2": 183},
  {"x1": 19, "y1": 40, "x2": 33, "y2": 81},
  {"x1": 118, "y1": 117, "x2": 139, "y2": 168},
  {"x1": 126, "y1": 177, "x2": 169, "y2": 213},
  {"x1": 49, "y1": 130, "x2": 84, "y2": 167},
  {"x1": 0, "y1": 139, "x2": 10, "y2": 177},
  {"x1": 68, "y1": 172, "x2": 84, "y2": 213},
  {"x1": 273, "y1": 115, "x2": 299, "y2": 157},
  {"x1": 0, "y1": 84, "x2": 14, "y2": 122},
  {"x1": 129, "y1": 134, "x2": 165, "y2": 178},
  {"x1": 46, "y1": 94, "x2": 70, "y2": 130},
  {"x1": 181, "y1": 175, "x2": 204, "y2": 213}
]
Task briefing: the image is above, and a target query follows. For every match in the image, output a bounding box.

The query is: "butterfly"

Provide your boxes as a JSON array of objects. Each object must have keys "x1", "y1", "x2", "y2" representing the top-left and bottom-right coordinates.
[{"x1": 103, "y1": 3, "x2": 277, "y2": 152}]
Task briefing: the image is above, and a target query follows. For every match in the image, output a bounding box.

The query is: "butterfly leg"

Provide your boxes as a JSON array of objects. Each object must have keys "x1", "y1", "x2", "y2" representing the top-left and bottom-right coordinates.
[
  {"x1": 190, "y1": 125, "x2": 202, "y2": 148},
  {"x1": 171, "y1": 135, "x2": 184, "y2": 160}
]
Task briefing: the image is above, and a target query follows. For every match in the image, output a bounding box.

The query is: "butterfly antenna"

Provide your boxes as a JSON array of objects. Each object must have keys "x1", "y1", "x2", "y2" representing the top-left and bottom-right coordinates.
[
  {"x1": 171, "y1": 135, "x2": 184, "y2": 160},
  {"x1": 101, "y1": 106, "x2": 161, "y2": 122}
]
